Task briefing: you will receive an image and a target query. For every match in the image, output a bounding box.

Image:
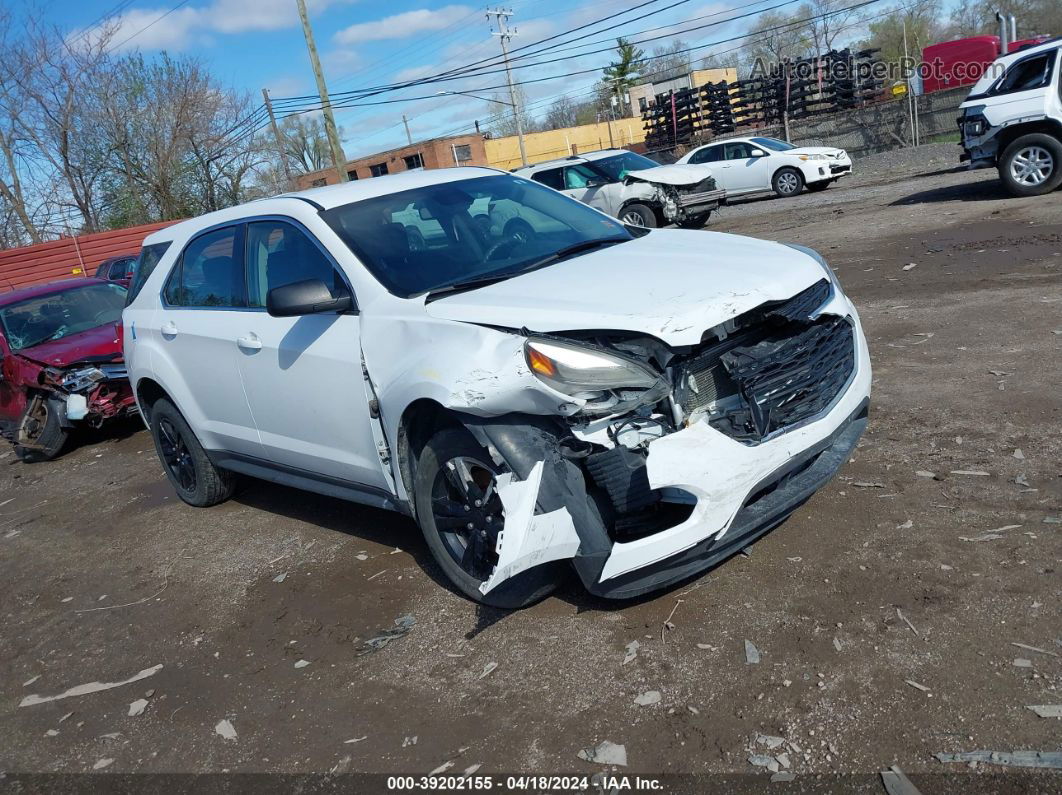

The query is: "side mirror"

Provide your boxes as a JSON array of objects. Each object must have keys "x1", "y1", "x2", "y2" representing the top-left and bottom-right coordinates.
[
  {"x1": 749, "y1": 148, "x2": 767, "y2": 157},
  {"x1": 267, "y1": 279, "x2": 353, "y2": 317}
]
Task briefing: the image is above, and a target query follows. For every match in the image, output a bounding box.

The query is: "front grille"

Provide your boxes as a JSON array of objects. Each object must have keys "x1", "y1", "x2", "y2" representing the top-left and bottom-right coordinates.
[
  {"x1": 678, "y1": 188, "x2": 726, "y2": 207},
  {"x1": 672, "y1": 279, "x2": 855, "y2": 441},
  {"x1": 719, "y1": 317, "x2": 854, "y2": 438}
]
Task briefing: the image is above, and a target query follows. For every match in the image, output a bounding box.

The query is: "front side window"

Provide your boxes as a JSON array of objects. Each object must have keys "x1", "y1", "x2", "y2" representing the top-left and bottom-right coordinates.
[
  {"x1": 0, "y1": 283, "x2": 127, "y2": 351},
  {"x1": 245, "y1": 221, "x2": 347, "y2": 308},
  {"x1": 164, "y1": 226, "x2": 246, "y2": 308},
  {"x1": 994, "y1": 53, "x2": 1054, "y2": 95},
  {"x1": 563, "y1": 163, "x2": 602, "y2": 189},
  {"x1": 126, "y1": 242, "x2": 172, "y2": 306},
  {"x1": 591, "y1": 152, "x2": 659, "y2": 181},
  {"x1": 751, "y1": 137, "x2": 795, "y2": 151},
  {"x1": 108, "y1": 258, "x2": 133, "y2": 280},
  {"x1": 321, "y1": 174, "x2": 632, "y2": 297},
  {"x1": 724, "y1": 142, "x2": 755, "y2": 160}
]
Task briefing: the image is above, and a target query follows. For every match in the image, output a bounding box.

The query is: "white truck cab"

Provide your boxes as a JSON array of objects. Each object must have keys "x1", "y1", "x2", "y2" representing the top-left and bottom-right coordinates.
[{"x1": 959, "y1": 37, "x2": 1062, "y2": 196}]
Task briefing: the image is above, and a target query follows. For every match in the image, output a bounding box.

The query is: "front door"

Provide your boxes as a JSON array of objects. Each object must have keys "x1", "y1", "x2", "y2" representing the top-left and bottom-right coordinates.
[
  {"x1": 561, "y1": 163, "x2": 617, "y2": 215},
  {"x1": 235, "y1": 219, "x2": 389, "y2": 490},
  {"x1": 723, "y1": 142, "x2": 772, "y2": 192}
]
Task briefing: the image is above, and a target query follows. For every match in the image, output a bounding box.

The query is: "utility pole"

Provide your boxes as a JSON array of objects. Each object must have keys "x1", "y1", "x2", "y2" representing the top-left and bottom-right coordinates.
[
  {"x1": 402, "y1": 114, "x2": 413, "y2": 145},
  {"x1": 487, "y1": 8, "x2": 528, "y2": 167},
  {"x1": 262, "y1": 88, "x2": 294, "y2": 186},
  {"x1": 296, "y1": 0, "x2": 347, "y2": 182}
]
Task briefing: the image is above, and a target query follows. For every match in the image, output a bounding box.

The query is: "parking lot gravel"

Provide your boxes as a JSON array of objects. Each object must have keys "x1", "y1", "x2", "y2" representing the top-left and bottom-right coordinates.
[{"x1": 1, "y1": 151, "x2": 1059, "y2": 791}]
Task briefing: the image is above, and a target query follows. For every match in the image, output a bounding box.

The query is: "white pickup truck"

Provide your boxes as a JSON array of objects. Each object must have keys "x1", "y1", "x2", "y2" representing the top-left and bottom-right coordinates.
[{"x1": 959, "y1": 37, "x2": 1062, "y2": 196}]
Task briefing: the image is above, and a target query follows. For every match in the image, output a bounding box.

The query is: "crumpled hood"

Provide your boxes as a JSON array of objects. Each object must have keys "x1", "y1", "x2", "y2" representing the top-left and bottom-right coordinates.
[
  {"x1": 426, "y1": 230, "x2": 825, "y2": 346},
  {"x1": 17, "y1": 323, "x2": 123, "y2": 368},
  {"x1": 625, "y1": 163, "x2": 716, "y2": 186}
]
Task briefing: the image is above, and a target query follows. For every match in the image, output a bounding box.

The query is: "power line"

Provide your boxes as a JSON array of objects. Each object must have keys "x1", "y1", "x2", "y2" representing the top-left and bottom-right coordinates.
[{"x1": 105, "y1": 0, "x2": 194, "y2": 54}]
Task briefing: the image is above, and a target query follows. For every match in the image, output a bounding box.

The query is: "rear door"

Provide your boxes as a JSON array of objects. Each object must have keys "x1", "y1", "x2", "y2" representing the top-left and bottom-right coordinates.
[
  {"x1": 235, "y1": 218, "x2": 389, "y2": 490},
  {"x1": 156, "y1": 224, "x2": 263, "y2": 457}
]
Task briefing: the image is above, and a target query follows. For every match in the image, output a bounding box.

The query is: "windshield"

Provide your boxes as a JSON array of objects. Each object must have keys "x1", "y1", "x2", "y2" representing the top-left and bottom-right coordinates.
[
  {"x1": 751, "y1": 137, "x2": 796, "y2": 151},
  {"x1": 321, "y1": 174, "x2": 632, "y2": 297},
  {"x1": 0, "y1": 282, "x2": 126, "y2": 351},
  {"x1": 591, "y1": 152, "x2": 662, "y2": 181}
]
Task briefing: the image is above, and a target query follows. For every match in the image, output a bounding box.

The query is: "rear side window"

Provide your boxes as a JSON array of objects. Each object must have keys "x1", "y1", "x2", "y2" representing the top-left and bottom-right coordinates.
[
  {"x1": 245, "y1": 221, "x2": 347, "y2": 308},
  {"x1": 126, "y1": 242, "x2": 172, "y2": 306},
  {"x1": 164, "y1": 226, "x2": 246, "y2": 308},
  {"x1": 690, "y1": 145, "x2": 722, "y2": 164},
  {"x1": 530, "y1": 168, "x2": 564, "y2": 190}
]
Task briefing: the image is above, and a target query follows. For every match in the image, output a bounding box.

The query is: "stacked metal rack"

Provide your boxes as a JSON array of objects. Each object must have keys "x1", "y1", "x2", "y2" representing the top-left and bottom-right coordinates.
[{"x1": 641, "y1": 47, "x2": 883, "y2": 149}]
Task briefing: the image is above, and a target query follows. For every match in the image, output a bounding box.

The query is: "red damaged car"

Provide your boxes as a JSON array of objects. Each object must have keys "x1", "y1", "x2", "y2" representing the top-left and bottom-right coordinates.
[{"x1": 0, "y1": 278, "x2": 137, "y2": 461}]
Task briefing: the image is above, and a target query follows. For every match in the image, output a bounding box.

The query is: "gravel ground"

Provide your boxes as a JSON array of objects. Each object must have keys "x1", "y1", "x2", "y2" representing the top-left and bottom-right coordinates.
[{"x1": 1, "y1": 160, "x2": 1060, "y2": 792}]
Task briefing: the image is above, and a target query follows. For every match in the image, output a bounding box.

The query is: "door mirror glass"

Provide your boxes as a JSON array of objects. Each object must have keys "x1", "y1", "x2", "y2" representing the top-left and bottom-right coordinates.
[{"x1": 267, "y1": 279, "x2": 352, "y2": 317}]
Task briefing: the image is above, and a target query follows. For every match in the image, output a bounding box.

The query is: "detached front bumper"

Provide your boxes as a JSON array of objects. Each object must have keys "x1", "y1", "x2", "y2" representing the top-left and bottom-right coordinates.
[{"x1": 468, "y1": 302, "x2": 872, "y2": 599}]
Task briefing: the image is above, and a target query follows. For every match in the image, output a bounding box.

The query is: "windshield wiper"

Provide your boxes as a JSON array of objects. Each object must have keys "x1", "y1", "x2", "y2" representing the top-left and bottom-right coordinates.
[{"x1": 425, "y1": 237, "x2": 630, "y2": 302}]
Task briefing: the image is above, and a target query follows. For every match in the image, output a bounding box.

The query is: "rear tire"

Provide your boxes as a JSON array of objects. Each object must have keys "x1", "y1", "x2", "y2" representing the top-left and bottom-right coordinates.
[
  {"x1": 998, "y1": 133, "x2": 1062, "y2": 197},
  {"x1": 413, "y1": 427, "x2": 562, "y2": 609},
  {"x1": 772, "y1": 167, "x2": 804, "y2": 197},
  {"x1": 619, "y1": 203, "x2": 658, "y2": 228},
  {"x1": 806, "y1": 180, "x2": 831, "y2": 192},
  {"x1": 149, "y1": 398, "x2": 236, "y2": 507}
]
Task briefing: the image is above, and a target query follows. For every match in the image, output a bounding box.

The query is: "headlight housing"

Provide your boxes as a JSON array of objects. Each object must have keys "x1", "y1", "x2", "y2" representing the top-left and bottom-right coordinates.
[
  {"x1": 524, "y1": 338, "x2": 668, "y2": 415},
  {"x1": 60, "y1": 366, "x2": 106, "y2": 392},
  {"x1": 799, "y1": 154, "x2": 828, "y2": 161}
]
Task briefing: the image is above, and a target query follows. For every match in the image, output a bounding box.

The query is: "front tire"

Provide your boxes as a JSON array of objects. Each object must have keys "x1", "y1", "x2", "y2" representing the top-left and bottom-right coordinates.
[
  {"x1": 149, "y1": 398, "x2": 236, "y2": 507},
  {"x1": 772, "y1": 167, "x2": 804, "y2": 197},
  {"x1": 619, "y1": 203, "x2": 658, "y2": 228},
  {"x1": 998, "y1": 133, "x2": 1062, "y2": 197},
  {"x1": 413, "y1": 427, "x2": 561, "y2": 609},
  {"x1": 15, "y1": 396, "x2": 67, "y2": 462}
]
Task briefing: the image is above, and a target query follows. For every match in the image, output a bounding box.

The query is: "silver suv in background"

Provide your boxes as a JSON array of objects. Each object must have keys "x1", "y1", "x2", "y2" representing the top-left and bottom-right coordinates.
[{"x1": 514, "y1": 149, "x2": 726, "y2": 228}]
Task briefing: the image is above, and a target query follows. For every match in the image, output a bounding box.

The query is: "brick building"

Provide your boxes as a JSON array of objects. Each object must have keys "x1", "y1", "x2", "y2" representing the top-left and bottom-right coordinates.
[{"x1": 296, "y1": 133, "x2": 489, "y2": 189}]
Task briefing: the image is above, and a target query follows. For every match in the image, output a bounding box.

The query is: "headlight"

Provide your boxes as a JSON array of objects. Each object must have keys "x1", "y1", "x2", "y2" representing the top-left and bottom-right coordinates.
[
  {"x1": 61, "y1": 366, "x2": 106, "y2": 392},
  {"x1": 524, "y1": 338, "x2": 668, "y2": 415},
  {"x1": 799, "y1": 154, "x2": 827, "y2": 161}
]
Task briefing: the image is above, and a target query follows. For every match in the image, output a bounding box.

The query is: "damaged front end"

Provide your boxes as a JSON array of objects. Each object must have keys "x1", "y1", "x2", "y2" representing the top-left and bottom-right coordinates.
[
  {"x1": 462, "y1": 278, "x2": 870, "y2": 599},
  {"x1": 2, "y1": 356, "x2": 137, "y2": 457},
  {"x1": 624, "y1": 168, "x2": 727, "y2": 225}
]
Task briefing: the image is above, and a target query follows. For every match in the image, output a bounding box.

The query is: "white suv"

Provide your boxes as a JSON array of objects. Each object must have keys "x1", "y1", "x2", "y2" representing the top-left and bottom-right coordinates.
[
  {"x1": 124, "y1": 167, "x2": 871, "y2": 608},
  {"x1": 959, "y1": 37, "x2": 1062, "y2": 196}
]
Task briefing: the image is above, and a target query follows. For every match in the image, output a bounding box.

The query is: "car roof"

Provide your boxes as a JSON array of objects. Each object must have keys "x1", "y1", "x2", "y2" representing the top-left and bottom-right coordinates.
[
  {"x1": 515, "y1": 149, "x2": 631, "y2": 173},
  {"x1": 143, "y1": 166, "x2": 507, "y2": 246},
  {"x1": 0, "y1": 278, "x2": 112, "y2": 308}
]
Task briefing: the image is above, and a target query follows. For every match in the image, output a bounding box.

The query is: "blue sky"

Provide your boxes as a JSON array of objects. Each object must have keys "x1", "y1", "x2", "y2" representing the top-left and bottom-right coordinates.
[{"x1": 23, "y1": 0, "x2": 889, "y2": 159}]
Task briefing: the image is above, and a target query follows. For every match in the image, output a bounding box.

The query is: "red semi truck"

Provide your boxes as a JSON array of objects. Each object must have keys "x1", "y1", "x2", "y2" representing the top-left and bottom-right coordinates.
[{"x1": 922, "y1": 34, "x2": 1053, "y2": 94}]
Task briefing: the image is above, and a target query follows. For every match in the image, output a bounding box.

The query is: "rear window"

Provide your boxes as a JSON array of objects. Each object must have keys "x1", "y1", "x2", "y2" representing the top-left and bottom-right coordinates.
[{"x1": 126, "y1": 242, "x2": 172, "y2": 306}]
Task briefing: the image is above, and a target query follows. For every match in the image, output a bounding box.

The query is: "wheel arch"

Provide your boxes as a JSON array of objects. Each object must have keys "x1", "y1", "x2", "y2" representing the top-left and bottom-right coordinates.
[
  {"x1": 996, "y1": 119, "x2": 1062, "y2": 154},
  {"x1": 135, "y1": 376, "x2": 172, "y2": 425},
  {"x1": 396, "y1": 398, "x2": 470, "y2": 518}
]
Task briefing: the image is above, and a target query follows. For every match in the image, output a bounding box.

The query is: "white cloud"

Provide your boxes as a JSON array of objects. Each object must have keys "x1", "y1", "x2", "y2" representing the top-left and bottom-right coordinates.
[{"x1": 334, "y1": 5, "x2": 473, "y2": 45}]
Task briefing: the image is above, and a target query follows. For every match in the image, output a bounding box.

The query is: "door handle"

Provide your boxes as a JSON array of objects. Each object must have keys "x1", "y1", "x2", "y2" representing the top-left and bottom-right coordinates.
[
  {"x1": 161, "y1": 321, "x2": 178, "y2": 338},
  {"x1": 236, "y1": 334, "x2": 262, "y2": 351}
]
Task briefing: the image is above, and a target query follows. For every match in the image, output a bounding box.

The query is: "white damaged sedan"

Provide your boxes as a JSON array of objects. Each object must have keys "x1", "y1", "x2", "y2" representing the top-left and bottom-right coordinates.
[{"x1": 124, "y1": 167, "x2": 871, "y2": 608}]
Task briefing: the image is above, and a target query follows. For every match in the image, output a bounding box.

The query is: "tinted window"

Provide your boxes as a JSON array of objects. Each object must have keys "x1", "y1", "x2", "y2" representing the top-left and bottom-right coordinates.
[
  {"x1": 126, "y1": 242, "x2": 171, "y2": 306},
  {"x1": 751, "y1": 137, "x2": 795, "y2": 151},
  {"x1": 164, "y1": 226, "x2": 245, "y2": 308},
  {"x1": 0, "y1": 283, "x2": 127, "y2": 351},
  {"x1": 690, "y1": 145, "x2": 723, "y2": 163},
  {"x1": 994, "y1": 53, "x2": 1053, "y2": 94},
  {"x1": 245, "y1": 221, "x2": 346, "y2": 308},
  {"x1": 107, "y1": 259, "x2": 130, "y2": 280},
  {"x1": 321, "y1": 174, "x2": 631, "y2": 297},
  {"x1": 530, "y1": 168, "x2": 564, "y2": 190}
]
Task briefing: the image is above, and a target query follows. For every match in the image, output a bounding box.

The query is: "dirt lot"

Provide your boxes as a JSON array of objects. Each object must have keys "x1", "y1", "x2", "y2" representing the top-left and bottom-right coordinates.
[{"x1": 1, "y1": 149, "x2": 1060, "y2": 791}]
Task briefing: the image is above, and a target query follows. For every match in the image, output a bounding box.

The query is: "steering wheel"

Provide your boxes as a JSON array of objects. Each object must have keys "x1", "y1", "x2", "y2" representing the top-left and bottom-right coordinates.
[{"x1": 483, "y1": 232, "x2": 522, "y2": 262}]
